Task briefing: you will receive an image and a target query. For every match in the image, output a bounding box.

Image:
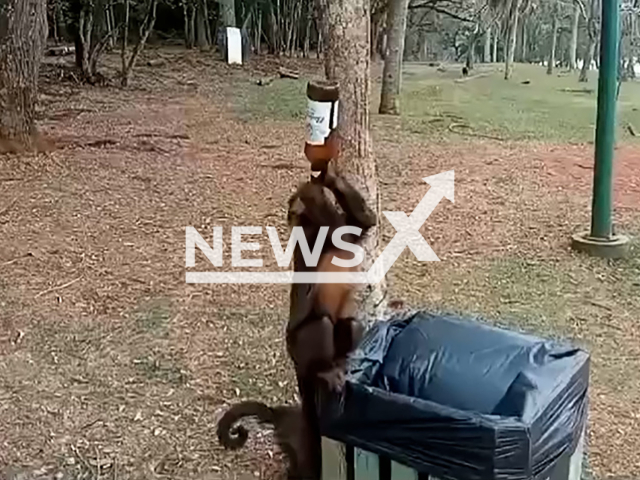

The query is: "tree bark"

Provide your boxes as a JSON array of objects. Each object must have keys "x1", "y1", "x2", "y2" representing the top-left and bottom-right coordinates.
[
  {"x1": 547, "y1": 7, "x2": 558, "y2": 75},
  {"x1": 121, "y1": 0, "x2": 158, "y2": 87},
  {"x1": 0, "y1": 0, "x2": 48, "y2": 152},
  {"x1": 569, "y1": 3, "x2": 580, "y2": 70},
  {"x1": 219, "y1": 0, "x2": 235, "y2": 27},
  {"x1": 484, "y1": 25, "x2": 492, "y2": 62},
  {"x1": 196, "y1": 0, "x2": 210, "y2": 50},
  {"x1": 327, "y1": 0, "x2": 387, "y2": 319},
  {"x1": 182, "y1": 0, "x2": 190, "y2": 48},
  {"x1": 493, "y1": 26, "x2": 498, "y2": 62},
  {"x1": 465, "y1": 28, "x2": 478, "y2": 70},
  {"x1": 504, "y1": 0, "x2": 521, "y2": 79},
  {"x1": 315, "y1": 0, "x2": 335, "y2": 79},
  {"x1": 189, "y1": 3, "x2": 196, "y2": 48},
  {"x1": 579, "y1": 0, "x2": 598, "y2": 82},
  {"x1": 203, "y1": 0, "x2": 212, "y2": 46},
  {"x1": 520, "y1": 16, "x2": 527, "y2": 62},
  {"x1": 378, "y1": 0, "x2": 410, "y2": 115}
]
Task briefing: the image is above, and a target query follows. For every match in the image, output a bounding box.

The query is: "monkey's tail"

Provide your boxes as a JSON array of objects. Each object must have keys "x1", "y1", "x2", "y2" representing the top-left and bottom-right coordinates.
[{"x1": 216, "y1": 401, "x2": 275, "y2": 450}]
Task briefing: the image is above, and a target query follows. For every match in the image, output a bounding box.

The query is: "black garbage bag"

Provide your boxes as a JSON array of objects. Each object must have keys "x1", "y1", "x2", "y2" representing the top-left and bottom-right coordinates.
[{"x1": 317, "y1": 310, "x2": 589, "y2": 480}]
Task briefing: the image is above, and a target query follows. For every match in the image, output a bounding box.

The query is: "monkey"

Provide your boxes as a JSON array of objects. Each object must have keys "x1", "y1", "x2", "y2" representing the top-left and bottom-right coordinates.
[
  {"x1": 286, "y1": 165, "x2": 376, "y2": 391},
  {"x1": 285, "y1": 163, "x2": 377, "y2": 479},
  {"x1": 217, "y1": 400, "x2": 314, "y2": 480},
  {"x1": 462, "y1": 66, "x2": 469, "y2": 77}
]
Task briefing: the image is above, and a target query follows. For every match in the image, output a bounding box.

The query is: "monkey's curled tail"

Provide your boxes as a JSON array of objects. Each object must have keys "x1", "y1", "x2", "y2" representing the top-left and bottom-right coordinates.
[{"x1": 216, "y1": 401, "x2": 275, "y2": 450}]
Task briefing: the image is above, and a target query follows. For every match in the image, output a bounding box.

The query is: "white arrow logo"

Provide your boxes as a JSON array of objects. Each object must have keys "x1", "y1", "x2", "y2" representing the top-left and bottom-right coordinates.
[
  {"x1": 185, "y1": 170, "x2": 454, "y2": 284},
  {"x1": 366, "y1": 170, "x2": 454, "y2": 283}
]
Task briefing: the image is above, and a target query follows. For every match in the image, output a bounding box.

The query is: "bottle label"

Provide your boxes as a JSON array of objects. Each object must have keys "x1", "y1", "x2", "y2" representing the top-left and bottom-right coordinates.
[{"x1": 306, "y1": 99, "x2": 338, "y2": 145}]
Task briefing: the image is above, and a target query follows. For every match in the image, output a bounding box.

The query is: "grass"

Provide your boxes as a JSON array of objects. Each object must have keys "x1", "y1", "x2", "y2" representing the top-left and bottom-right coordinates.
[{"x1": 234, "y1": 61, "x2": 640, "y2": 143}]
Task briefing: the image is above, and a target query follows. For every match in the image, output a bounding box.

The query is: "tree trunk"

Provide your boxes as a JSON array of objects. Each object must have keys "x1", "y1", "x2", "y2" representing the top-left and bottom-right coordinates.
[
  {"x1": 547, "y1": 8, "x2": 558, "y2": 75},
  {"x1": 378, "y1": 0, "x2": 410, "y2": 115},
  {"x1": 78, "y1": 5, "x2": 93, "y2": 80},
  {"x1": 327, "y1": 0, "x2": 386, "y2": 319},
  {"x1": 121, "y1": 0, "x2": 158, "y2": 87},
  {"x1": 569, "y1": 3, "x2": 580, "y2": 70},
  {"x1": 189, "y1": 3, "x2": 196, "y2": 48},
  {"x1": 504, "y1": 0, "x2": 521, "y2": 79},
  {"x1": 202, "y1": 0, "x2": 211, "y2": 46},
  {"x1": 315, "y1": 0, "x2": 334, "y2": 79},
  {"x1": 0, "y1": 0, "x2": 48, "y2": 152},
  {"x1": 182, "y1": 0, "x2": 190, "y2": 48},
  {"x1": 303, "y1": 1, "x2": 311, "y2": 57},
  {"x1": 121, "y1": 0, "x2": 130, "y2": 77},
  {"x1": 466, "y1": 29, "x2": 477, "y2": 70},
  {"x1": 492, "y1": 26, "x2": 498, "y2": 62},
  {"x1": 256, "y1": 10, "x2": 262, "y2": 54},
  {"x1": 520, "y1": 17, "x2": 527, "y2": 62},
  {"x1": 196, "y1": 0, "x2": 209, "y2": 50},
  {"x1": 579, "y1": 0, "x2": 598, "y2": 82},
  {"x1": 219, "y1": 0, "x2": 235, "y2": 27},
  {"x1": 484, "y1": 25, "x2": 492, "y2": 62}
]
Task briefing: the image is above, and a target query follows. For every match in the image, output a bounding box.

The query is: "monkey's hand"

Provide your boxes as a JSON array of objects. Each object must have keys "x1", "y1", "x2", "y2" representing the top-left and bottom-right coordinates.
[
  {"x1": 317, "y1": 365, "x2": 346, "y2": 393},
  {"x1": 318, "y1": 162, "x2": 340, "y2": 190}
]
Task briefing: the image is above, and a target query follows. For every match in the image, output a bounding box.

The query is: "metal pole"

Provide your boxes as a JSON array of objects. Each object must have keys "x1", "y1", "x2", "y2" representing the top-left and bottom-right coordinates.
[
  {"x1": 590, "y1": 0, "x2": 620, "y2": 239},
  {"x1": 571, "y1": 0, "x2": 629, "y2": 258}
]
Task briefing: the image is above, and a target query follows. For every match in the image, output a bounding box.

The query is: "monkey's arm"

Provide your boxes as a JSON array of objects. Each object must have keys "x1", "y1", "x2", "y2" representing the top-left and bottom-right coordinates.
[{"x1": 323, "y1": 171, "x2": 377, "y2": 230}]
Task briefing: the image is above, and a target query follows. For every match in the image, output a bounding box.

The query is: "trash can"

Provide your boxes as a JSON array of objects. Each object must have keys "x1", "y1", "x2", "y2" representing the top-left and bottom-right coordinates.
[{"x1": 317, "y1": 311, "x2": 589, "y2": 480}]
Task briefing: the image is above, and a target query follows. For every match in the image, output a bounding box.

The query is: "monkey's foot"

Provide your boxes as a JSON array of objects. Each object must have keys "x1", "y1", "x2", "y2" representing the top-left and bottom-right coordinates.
[{"x1": 317, "y1": 368, "x2": 346, "y2": 393}]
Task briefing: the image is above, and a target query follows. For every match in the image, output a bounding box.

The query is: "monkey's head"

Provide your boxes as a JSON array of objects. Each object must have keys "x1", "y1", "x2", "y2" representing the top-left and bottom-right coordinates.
[{"x1": 287, "y1": 181, "x2": 333, "y2": 229}]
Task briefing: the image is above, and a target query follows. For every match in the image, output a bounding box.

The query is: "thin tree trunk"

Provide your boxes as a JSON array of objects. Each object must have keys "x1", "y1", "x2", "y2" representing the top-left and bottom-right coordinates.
[
  {"x1": 569, "y1": 3, "x2": 580, "y2": 70},
  {"x1": 256, "y1": 10, "x2": 262, "y2": 55},
  {"x1": 484, "y1": 25, "x2": 492, "y2": 62},
  {"x1": 466, "y1": 28, "x2": 478, "y2": 70},
  {"x1": 189, "y1": 3, "x2": 196, "y2": 48},
  {"x1": 520, "y1": 17, "x2": 527, "y2": 62},
  {"x1": 121, "y1": 0, "x2": 158, "y2": 86},
  {"x1": 493, "y1": 26, "x2": 498, "y2": 62},
  {"x1": 379, "y1": 0, "x2": 410, "y2": 115},
  {"x1": 0, "y1": 0, "x2": 48, "y2": 152},
  {"x1": 579, "y1": 0, "x2": 598, "y2": 82},
  {"x1": 121, "y1": 0, "x2": 129, "y2": 76},
  {"x1": 53, "y1": 0, "x2": 59, "y2": 43},
  {"x1": 182, "y1": 0, "x2": 190, "y2": 48},
  {"x1": 220, "y1": 0, "x2": 235, "y2": 27},
  {"x1": 56, "y1": 0, "x2": 67, "y2": 41},
  {"x1": 202, "y1": 0, "x2": 211, "y2": 45},
  {"x1": 327, "y1": 0, "x2": 386, "y2": 319},
  {"x1": 315, "y1": 0, "x2": 334, "y2": 79},
  {"x1": 504, "y1": 0, "x2": 521, "y2": 79},
  {"x1": 79, "y1": 5, "x2": 94, "y2": 80},
  {"x1": 196, "y1": 0, "x2": 209, "y2": 50},
  {"x1": 547, "y1": 7, "x2": 558, "y2": 75},
  {"x1": 303, "y1": 0, "x2": 311, "y2": 57}
]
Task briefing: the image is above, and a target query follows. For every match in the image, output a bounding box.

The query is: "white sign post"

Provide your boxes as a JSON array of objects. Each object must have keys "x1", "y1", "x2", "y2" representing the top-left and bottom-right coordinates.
[{"x1": 226, "y1": 27, "x2": 242, "y2": 65}]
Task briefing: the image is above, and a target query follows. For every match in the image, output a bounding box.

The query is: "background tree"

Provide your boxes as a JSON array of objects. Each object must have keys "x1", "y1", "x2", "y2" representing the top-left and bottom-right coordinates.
[
  {"x1": 379, "y1": 0, "x2": 410, "y2": 114},
  {"x1": 569, "y1": 2, "x2": 581, "y2": 69},
  {"x1": 0, "y1": 0, "x2": 48, "y2": 151},
  {"x1": 579, "y1": 0, "x2": 599, "y2": 81},
  {"x1": 546, "y1": 0, "x2": 558, "y2": 74},
  {"x1": 120, "y1": 0, "x2": 158, "y2": 86},
  {"x1": 327, "y1": 0, "x2": 387, "y2": 318}
]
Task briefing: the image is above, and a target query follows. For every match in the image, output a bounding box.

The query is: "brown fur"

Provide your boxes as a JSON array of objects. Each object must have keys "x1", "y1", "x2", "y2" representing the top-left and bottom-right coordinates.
[{"x1": 285, "y1": 165, "x2": 376, "y2": 479}]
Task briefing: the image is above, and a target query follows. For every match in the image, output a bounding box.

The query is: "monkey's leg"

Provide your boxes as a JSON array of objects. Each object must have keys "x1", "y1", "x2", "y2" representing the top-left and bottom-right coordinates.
[{"x1": 289, "y1": 316, "x2": 336, "y2": 380}]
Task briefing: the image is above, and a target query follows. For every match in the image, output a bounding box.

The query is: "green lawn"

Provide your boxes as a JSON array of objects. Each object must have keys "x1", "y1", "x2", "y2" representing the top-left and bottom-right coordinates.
[{"x1": 234, "y1": 61, "x2": 640, "y2": 143}]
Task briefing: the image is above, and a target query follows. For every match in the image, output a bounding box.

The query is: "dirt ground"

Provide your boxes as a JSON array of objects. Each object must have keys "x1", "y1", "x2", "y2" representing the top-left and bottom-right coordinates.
[{"x1": 1, "y1": 48, "x2": 639, "y2": 480}]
